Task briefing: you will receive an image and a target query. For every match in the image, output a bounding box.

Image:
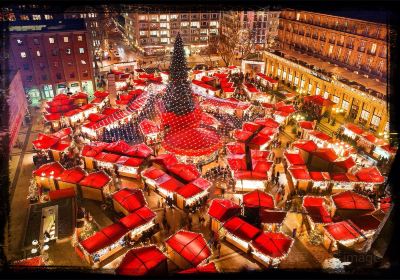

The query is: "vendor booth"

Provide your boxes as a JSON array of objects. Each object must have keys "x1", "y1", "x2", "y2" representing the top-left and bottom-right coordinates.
[
  {"x1": 176, "y1": 178, "x2": 211, "y2": 210},
  {"x1": 286, "y1": 166, "x2": 311, "y2": 192},
  {"x1": 256, "y1": 73, "x2": 278, "y2": 90},
  {"x1": 221, "y1": 217, "x2": 261, "y2": 253},
  {"x1": 115, "y1": 246, "x2": 168, "y2": 276},
  {"x1": 166, "y1": 230, "x2": 211, "y2": 269},
  {"x1": 302, "y1": 196, "x2": 332, "y2": 231},
  {"x1": 119, "y1": 206, "x2": 157, "y2": 241},
  {"x1": 208, "y1": 199, "x2": 242, "y2": 233},
  {"x1": 112, "y1": 188, "x2": 147, "y2": 216},
  {"x1": 56, "y1": 167, "x2": 86, "y2": 191},
  {"x1": 331, "y1": 190, "x2": 375, "y2": 218},
  {"x1": 33, "y1": 162, "x2": 65, "y2": 191},
  {"x1": 139, "y1": 119, "x2": 161, "y2": 145},
  {"x1": 79, "y1": 171, "x2": 112, "y2": 201},
  {"x1": 243, "y1": 190, "x2": 275, "y2": 224},
  {"x1": 250, "y1": 232, "x2": 293, "y2": 267},
  {"x1": 260, "y1": 210, "x2": 287, "y2": 232},
  {"x1": 323, "y1": 221, "x2": 364, "y2": 252}
]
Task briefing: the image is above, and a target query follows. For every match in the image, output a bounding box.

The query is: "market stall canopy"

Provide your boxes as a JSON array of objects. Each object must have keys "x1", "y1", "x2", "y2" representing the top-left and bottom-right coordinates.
[
  {"x1": 140, "y1": 119, "x2": 160, "y2": 135},
  {"x1": 113, "y1": 188, "x2": 147, "y2": 213},
  {"x1": 332, "y1": 191, "x2": 375, "y2": 211},
  {"x1": 256, "y1": 73, "x2": 278, "y2": 84},
  {"x1": 152, "y1": 153, "x2": 179, "y2": 167},
  {"x1": 49, "y1": 187, "x2": 76, "y2": 201},
  {"x1": 324, "y1": 221, "x2": 361, "y2": 241},
  {"x1": 226, "y1": 142, "x2": 246, "y2": 155},
  {"x1": 80, "y1": 223, "x2": 127, "y2": 254},
  {"x1": 349, "y1": 214, "x2": 381, "y2": 233},
  {"x1": 293, "y1": 140, "x2": 318, "y2": 153},
  {"x1": 179, "y1": 262, "x2": 218, "y2": 274},
  {"x1": 309, "y1": 130, "x2": 332, "y2": 142},
  {"x1": 297, "y1": 121, "x2": 314, "y2": 130},
  {"x1": 79, "y1": 171, "x2": 111, "y2": 189},
  {"x1": 12, "y1": 256, "x2": 45, "y2": 267},
  {"x1": 223, "y1": 217, "x2": 261, "y2": 242},
  {"x1": 116, "y1": 246, "x2": 167, "y2": 276},
  {"x1": 156, "y1": 174, "x2": 185, "y2": 193},
  {"x1": 142, "y1": 167, "x2": 167, "y2": 180},
  {"x1": 302, "y1": 196, "x2": 332, "y2": 224},
  {"x1": 233, "y1": 129, "x2": 253, "y2": 142},
  {"x1": 119, "y1": 206, "x2": 156, "y2": 230},
  {"x1": 94, "y1": 91, "x2": 109, "y2": 98},
  {"x1": 312, "y1": 148, "x2": 338, "y2": 162},
  {"x1": 243, "y1": 190, "x2": 274, "y2": 209},
  {"x1": 333, "y1": 157, "x2": 356, "y2": 171},
  {"x1": 309, "y1": 171, "x2": 331, "y2": 181},
  {"x1": 288, "y1": 166, "x2": 311, "y2": 180},
  {"x1": 243, "y1": 122, "x2": 262, "y2": 133},
  {"x1": 329, "y1": 172, "x2": 358, "y2": 182},
  {"x1": 304, "y1": 95, "x2": 335, "y2": 106},
  {"x1": 176, "y1": 178, "x2": 211, "y2": 199},
  {"x1": 57, "y1": 167, "x2": 86, "y2": 183},
  {"x1": 227, "y1": 154, "x2": 247, "y2": 171},
  {"x1": 166, "y1": 230, "x2": 211, "y2": 267},
  {"x1": 284, "y1": 152, "x2": 305, "y2": 166},
  {"x1": 254, "y1": 118, "x2": 280, "y2": 129},
  {"x1": 33, "y1": 161, "x2": 65, "y2": 178},
  {"x1": 343, "y1": 123, "x2": 364, "y2": 135},
  {"x1": 32, "y1": 134, "x2": 60, "y2": 150},
  {"x1": 250, "y1": 232, "x2": 293, "y2": 259},
  {"x1": 168, "y1": 163, "x2": 201, "y2": 182},
  {"x1": 355, "y1": 167, "x2": 385, "y2": 184},
  {"x1": 207, "y1": 199, "x2": 241, "y2": 223}
]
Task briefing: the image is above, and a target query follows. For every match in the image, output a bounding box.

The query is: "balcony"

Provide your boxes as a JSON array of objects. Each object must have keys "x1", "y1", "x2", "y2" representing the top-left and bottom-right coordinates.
[
  {"x1": 328, "y1": 39, "x2": 335, "y2": 44},
  {"x1": 346, "y1": 44, "x2": 353, "y2": 49},
  {"x1": 357, "y1": 47, "x2": 365, "y2": 52},
  {"x1": 320, "y1": 37, "x2": 326, "y2": 42}
]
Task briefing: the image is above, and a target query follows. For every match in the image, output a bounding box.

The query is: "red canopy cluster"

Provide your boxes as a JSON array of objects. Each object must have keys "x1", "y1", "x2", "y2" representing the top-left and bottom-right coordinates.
[
  {"x1": 32, "y1": 128, "x2": 72, "y2": 151},
  {"x1": 332, "y1": 191, "x2": 375, "y2": 211},
  {"x1": 302, "y1": 196, "x2": 332, "y2": 224},
  {"x1": 207, "y1": 199, "x2": 241, "y2": 223},
  {"x1": 250, "y1": 232, "x2": 293, "y2": 259},
  {"x1": 113, "y1": 188, "x2": 146, "y2": 213},
  {"x1": 243, "y1": 190, "x2": 274, "y2": 209}
]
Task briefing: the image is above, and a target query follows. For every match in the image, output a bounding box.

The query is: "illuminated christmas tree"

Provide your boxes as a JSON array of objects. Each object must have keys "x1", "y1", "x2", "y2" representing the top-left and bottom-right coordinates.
[{"x1": 162, "y1": 33, "x2": 195, "y2": 116}]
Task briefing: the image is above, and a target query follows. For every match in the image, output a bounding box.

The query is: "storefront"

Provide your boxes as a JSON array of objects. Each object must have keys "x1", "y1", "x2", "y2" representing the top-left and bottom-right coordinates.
[
  {"x1": 81, "y1": 80, "x2": 94, "y2": 95},
  {"x1": 27, "y1": 88, "x2": 41, "y2": 105},
  {"x1": 56, "y1": 84, "x2": 68, "y2": 94},
  {"x1": 69, "y1": 82, "x2": 81, "y2": 93},
  {"x1": 42, "y1": 84, "x2": 55, "y2": 99}
]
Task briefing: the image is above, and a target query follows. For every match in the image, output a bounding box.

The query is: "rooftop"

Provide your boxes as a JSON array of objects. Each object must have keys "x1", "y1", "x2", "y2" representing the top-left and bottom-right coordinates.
[{"x1": 8, "y1": 18, "x2": 86, "y2": 33}]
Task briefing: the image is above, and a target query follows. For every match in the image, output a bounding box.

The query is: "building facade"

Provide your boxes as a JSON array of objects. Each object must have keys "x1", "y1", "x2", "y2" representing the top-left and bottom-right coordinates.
[
  {"x1": 277, "y1": 10, "x2": 388, "y2": 81},
  {"x1": 8, "y1": 19, "x2": 95, "y2": 104},
  {"x1": 123, "y1": 11, "x2": 221, "y2": 56},
  {"x1": 221, "y1": 10, "x2": 281, "y2": 51}
]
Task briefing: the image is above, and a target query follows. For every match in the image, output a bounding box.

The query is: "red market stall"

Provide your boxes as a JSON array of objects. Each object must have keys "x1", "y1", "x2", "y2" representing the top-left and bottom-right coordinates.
[
  {"x1": 341, "y1": 123, "x2": 364, "y2": 140},
  {"x1": 155, "y1": 174, "x2": 184, "y2": 199},
  {"x1": 139, "y1": 119, "x2": 161, "y2": 145},
  {"x1": 355, "y1": 166, "x2": 385, "y2": 190},
  {"x1": 112, "y1": 188, "x2": 147, "y2": 216},
  {"x1": 284, "y1": 151, "x2": 306, "y2": 167},
  {"x1": 179, "y1": 261, "x2": 219, "y2": 274},
  {"x1": 302, "y1": 196, "x2": 332, "y2": 231},
  {"x1": 166, "y1": 230, "x2": 211, "y2": 269},
  {"x1": 200, "y1": 112, "x2": 221, "y2": 130},
  {"x1": 243, "y1": 190, "x2": 275, "y2": 219},
  {"x1": 308, "y1": 130, "x2": 333, "y2": 148},
  {"x1": 297, "y1": 121, "x2": 315, "y2": 138},
  {"x1": 32, "y1": 128, "x2": 73, "y2": 161},
  {"x1": 323, "y1": 221, "x2": 364, "y2": 252},
  {"x1": 292, "y1": 140, "x2": 318, "y2": 163},
  {"x1": 79, "y1": 171, "x2": 112, "y2": 201},
  {"x1": 243, "y1": 83, "x2": 260, "y2": 100},
  {"x1": 309, "y1": 171, "x2": 331, "y2": 191},
  {"x1": 141, "y1": 167, "x2": 168, "y2": 188},
  {"x1": 77, "y1": 222, "x2": 128, "y2": 266},
  {"x1": 287, "y1": 166, "x2": 311, "y2": 192},
  {"x1": 167, "y1": 163, "x2": 201, "y2": 183},
  {"x1": 192, "y1": 80, "x2": 220, "y2": 96},
  {"x1": 256, "y1": 73, "x2": 278, "y2": 90},
  {"x1": 250, "y1": 232, "x2": 294, "y2": 267},
  {"x1": 331, "y1": 190, "x2": 375, "y2": 218},
  {"x1": 56, "y1": 167, "x2": 86, "y2": 191},
  {"x1": 221, "y1": 217, "x2": 261, "y2": 253},
  {"x1": 175, "y1": 178, "x2": 211, "y2": 210},
  {"x1": 116, "y1": 246, "x2": 168, "y2": 276},
  {"x1": 119, "y1": 206, "x2": 157, "y2": 240},
  {"x1": 208, "y1": 199, "x2": 242, "y2": 233},
  {"x1": 330, "y1": 172, "x2": 359, "y2": 192},
  {"x1": 260, "y1": 210, "x2": 287, "y2": 232},
  {"x1": 309, "y1": 148, "x2": 338, "y2": 171},
  {"x1": 200, "y1": 98, "x2": 251, "y2": 118},
  {"x1": 303, "y1": 95, "x2": 334, "y2": 117},
  {"x1": 33, "y1": 162, "x2": 65, "y2": 190}
]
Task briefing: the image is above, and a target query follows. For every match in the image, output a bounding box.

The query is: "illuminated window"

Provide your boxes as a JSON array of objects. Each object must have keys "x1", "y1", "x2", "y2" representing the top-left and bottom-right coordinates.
[
  {"x1": 44, "y1": 14, "x2": 53, "y2": 20},
  {"x1": 79, "y1": 48, "x2": 85, "y2": 54},
  {"x1": 16, "y1": 39, "x2": 23, "y2": 46},
  {"x1": 64, "y1": 36, "x2": 69, "y2": 43},
  {"x1": 371, "y1": 115, "x2": 380, "y2": 126},
  {"x1": 32, "y1": 14, "x2": 41, "y2": 20},
  {"x1": 81, "y1": 60, "x2": 86, "y2": 65},
  {"x1": 49, "y1": 37, "x2": 55, "y2": 43},
  {"x1": 66, "y1": 48, "x2": 71, "y2": 54},
  {"x1": 77, "y1": 35, "x2": 83, "y2": 41},
  {"x1": 36, "y1": 50, "x2": 41, "y2": 57},
  {"x1": 20, "y1": 52, "x2": 26, "y2": 58},
  {"x1": 361, "y1": 110, "x2": 369, "y2": 120}
]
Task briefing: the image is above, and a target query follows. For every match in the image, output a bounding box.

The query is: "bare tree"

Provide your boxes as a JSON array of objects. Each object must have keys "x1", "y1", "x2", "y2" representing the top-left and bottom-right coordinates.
[{"x1": 203, "y1": 12, "x2": 257, "y2": 67}]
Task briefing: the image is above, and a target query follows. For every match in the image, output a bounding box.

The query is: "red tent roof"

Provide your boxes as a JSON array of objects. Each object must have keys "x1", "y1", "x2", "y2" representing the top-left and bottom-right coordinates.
[
  {"x1": 298, "y1": 121, "x2": 314, "y2": 130},
  {"x1": 79, "y1": 171, "x2": 110, "y2": 189},
  {"x1": 102, "y1": 107, "x2": 119, "y2": 115},
  {"x1": 260, "y1": 210, "x2": 287, "y2": 224},
  {"x1": 116, "y1": 246, "x2": 167, "y2": 276},
  {"x1": 81, "y1": 143, "x2": 107, "y2": 157},
  {"x1": 142, "y1": 167, "x2": 167, "y2": 180},
  {"x1": 57, "y1": 167, "x2": 86, "y2": 183},
  {"x1": 119, "y1": 206, "x2": 156, "y2": 230},
  {"x1": 324, "y1": 221, "x2": 361, "y2": 241},
  {"x1": 80, "y1": 223, "x2": 127, "y2": 254},
  {"x1": 258, "y1": 127, "x2": 277, "y2": 137},
  {"x1": 349, "y1": 215, "x2": 381, "y2": 232},
  {"x1": 166, "y1": 230, "x2": 211, "y2": 267},
  {"x1": 113, "y1": 188, "x2": 146, "y2": 213},
  {"x1": 330, "y1": 173, "x2": 358, "y2": 182},
  {"x1": 250, "y1": 232, "x2": 293, "y2": 259},
  {"x1": 276, "y1": 105, "x2": 296, "y2": 114},
  {"x1": 48, "y1": 188, "x2": 76, "y2": 201},
  {"x1": 118, "y1": 157, "x2": 144, "y2": 167},
  {"x1": 288, "y1": 167, "x2": 310, "y2": 180},
  {"x1": 332, "y1": 191, "x2": 375, "y2": 211},
  {"x1": 94, "y1": 152, "x2": 121, "y2": 163},
  {"x1": 13, "y1": 256, "x2": 45, "y2": 267},
  {"x1": 223, "y1": 217, "x2": 260, "y2": 242},
  {"x1": 233, "y1": 170, "x2": 268, "y2": 180},
  {"x1": 140, "y1": 119, "x2": 160, "y2": 135},
  {"x1": 64, "y1": 108, "x2": 83, "y2": 117},
  {"x1": 227, "y1": 154, "x2": 247, "y2": 171},
  {"x1": 243, "y1": 190, "x2": 274, "y2": 209},
  {"x1": 157, "y1": 175, "x2": 184, "y2": 193},
  {"x1": 256, "y1": 73, "x2": 278, "y2": 83},
  {"x1": 208, "y1": 199, "x2": 241, "y2": 222},
  {"x1": 344, "y1": 123, "x2": 364, "y2": 135},
  {"x1": 309, "y1": 130, "x2": 332, "y2": 141},
  {"x1": 168, "y1": 163, "x2": 200, "y2": 182},
  {"x1": 94, "y1": 91, "x2": 109, "y2": 98},
  {"x1": 33, "y1": 162, "x2": 65, "y2": 177},
  {"x1": 233, "y1": 129, "x2": 253, "y2": 142},
  {"x1": 243, "y1": 122, "x2": 262, "y2": 132},
  {"x1": 254, "y1": 118, "x2": 280, "y2": 128},
  {"x1": 44, "y1": 113, "x2": 62, "y2": 121},
  {"x1": 250, "y1": 134, "x2": 271, "y2": 146},
  {"x1": 304, "y1": 95, "x2": 335, "y2": 106},
  {"x1": 334, "y1": 157, "x2": 356, "y2": 171},
  {"x1": 302, "y1": 197, "x2": 332, "y2": 224},
  {"x1": 163, "y1": 128, "x2": 222, "y2": 157},
  {"x1": 52, "y1": 127, "x2": 72, "y2": 139},
  {"x1": 309, "y1": 171, "x2": 331, "y2": 181},
  {"x1": 177, "y1": 178, "x2": 211, "y2": 198},
  {"x1": 355, "y1": 167, "x2": 385, "y2": 183},
  {"x1": 179, "y1": 262, "x2": 218, "y2": 274},
  {"x1": 284, "y1": 152, "x2": 305, "y2": 165},
  {"x1": 251, "y1": 150, "x2": 270, "y2": 161},
  {"x1": 32, "y1": 134, "x2": 60, "y2": 150},
  {"x1": 313, "y1": 148, "x2": 338, "y2": 162},
  {"x1": 252, "y1": 160, "x2": 273, "y2": 174},
  {"x1": 226, "y1": 142, "x2": 246, "y2": 155},
  {"x1": 293, "y1": 140, "x2": 318, "y2": 153},
  {"x1": 50, "y1": 140, "x2": 71, "y2": 152}
]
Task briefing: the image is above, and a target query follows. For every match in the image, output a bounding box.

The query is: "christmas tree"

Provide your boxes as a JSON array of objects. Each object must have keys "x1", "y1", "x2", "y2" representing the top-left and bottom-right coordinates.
[{"x1": 162, "y1": 33, "x2": 195, "y2": 115}]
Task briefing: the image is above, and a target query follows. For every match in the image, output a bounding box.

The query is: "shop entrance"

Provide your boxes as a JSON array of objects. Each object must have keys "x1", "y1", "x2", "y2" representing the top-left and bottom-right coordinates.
[
  {"x1": 27, "y1": 88, "x2": 41, "y2": 106},
  {"x1": 43, "y1": 84, "x2": 54, "y2": 99}
]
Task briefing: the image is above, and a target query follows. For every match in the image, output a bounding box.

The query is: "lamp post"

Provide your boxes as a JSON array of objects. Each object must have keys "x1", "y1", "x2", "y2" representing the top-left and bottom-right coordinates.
[{"x1": 31, "y1": 238, "x2": 50, "y2": 261}]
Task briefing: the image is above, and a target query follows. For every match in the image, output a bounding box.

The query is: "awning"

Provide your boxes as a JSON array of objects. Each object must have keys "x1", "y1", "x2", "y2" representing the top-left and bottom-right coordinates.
[
  {"x1": 119, "y1": 206, "x2": 156, "y2": 230},
  {"x1": 207, "y1": 199, "x2": 241, "y2": 223},
  {"x1": 243, "y1": 190, "x2": 274, "y2": 209},
  {"x1": 80, "y1": 223, "x2": 127, "y2": 254},
  {"x1": 33, "y1": 162, "x2": 65, "y2": 177},
  {"x1": 250, "y1": 232, "x2": 293, "y2": 259},
  {"x1": 302, "y1": 196, "x2": 332, "y2": 224},
  {"x1": 152, "y1": 153, "x2": 179, "y2": 167},
  {"x1": 79, "y1": 171, "x2": 110, "y2": 189},
  {"x1": 332, "y1": 191, "x2": 375, "y2": 211},
  {"x1": 113, "y1": 188, "x2": 146, "y2": 213},
  {"x1": 57, "y1": 167, "x2": 86, "y2": 183},
  {"x1": 292, "y1": 140, "x2": 318, "y2": 153},
  {"x1": 166, "y1": 230, "x2": 211, "y2": 267},
  {"x1": 223, "y1": 217, "x2": 261, "y2": 242}
]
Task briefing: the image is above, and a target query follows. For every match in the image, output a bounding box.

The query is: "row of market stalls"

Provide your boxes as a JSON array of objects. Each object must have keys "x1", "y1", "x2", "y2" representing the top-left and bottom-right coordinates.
[{"x1": 32, "y1": 127, "x2": 73, "y2": 161}]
